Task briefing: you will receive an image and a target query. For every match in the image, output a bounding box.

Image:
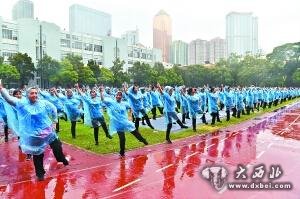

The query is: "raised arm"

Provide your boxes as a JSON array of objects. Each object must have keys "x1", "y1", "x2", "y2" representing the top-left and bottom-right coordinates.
[
  {"x1": 0, "y1": 83, "x2": 17, "y2": 106},
  {"x1": 156, "y1": 83, "x2": 163, "y2": 94}
]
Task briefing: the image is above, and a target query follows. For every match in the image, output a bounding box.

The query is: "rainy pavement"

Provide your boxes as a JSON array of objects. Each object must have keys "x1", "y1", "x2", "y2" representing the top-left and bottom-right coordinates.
[{"x1": 0, "y1": 102, "x2": 300, "y2": 199}]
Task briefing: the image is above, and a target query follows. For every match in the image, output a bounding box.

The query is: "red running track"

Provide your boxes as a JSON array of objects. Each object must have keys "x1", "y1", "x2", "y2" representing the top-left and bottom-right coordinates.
[{"x1": 1, "y1": 104, "x2": 300, "y2": 199}]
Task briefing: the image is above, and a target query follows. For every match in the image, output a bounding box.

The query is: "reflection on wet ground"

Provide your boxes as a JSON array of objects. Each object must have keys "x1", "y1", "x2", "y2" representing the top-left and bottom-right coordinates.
[{"x1": 1, "y1": 102, "x2": 300, "y2": 199}]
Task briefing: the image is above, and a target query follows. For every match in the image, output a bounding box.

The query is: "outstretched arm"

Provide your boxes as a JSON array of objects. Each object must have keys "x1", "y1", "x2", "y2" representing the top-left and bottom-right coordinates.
[{"x1": 0, "y1": 83, "x2": 17, "y2": 106}]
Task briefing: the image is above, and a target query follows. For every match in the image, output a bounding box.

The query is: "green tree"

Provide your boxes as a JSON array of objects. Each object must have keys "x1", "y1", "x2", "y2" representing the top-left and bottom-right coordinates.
[
  {"x1": 99, "y1": 67, "x2": 114, "y2": 86},
  {"x1": 9, "y1": 53, "x2": 35, "y2": 86},
  {"x1": 292, "y1": 68, "x2": 300, "y2": 85},
  {"x1": 128, "y1": 62, "x2": 155, "y2": 86},
  {"x1": 162, "y1": 68, "x2": 184, "y2": 86},
  {"x1": 79, "y1": 67, "x2": 97, "y2": 85},
  {"x1": 87, "y1": 60, "x2": 101, "y2": 81},
  {"x1": 0, "y1": 56, "x2": 3, "y2": 65},
  {"x1": 0, "y1": 64, "x2": 20, "y2": 86},
  {"x1": 65, "y1": 54, "x2": 84, "y2": 72},
  {"x1": 111, "y1": 58, "x2": 129, "y2": 87},
  {"x1": 51, "y1": 59, "x2": 78, "y2": 87},
  {"x1": 36, "y1": 55, "x2": 61, "y2": 88}
]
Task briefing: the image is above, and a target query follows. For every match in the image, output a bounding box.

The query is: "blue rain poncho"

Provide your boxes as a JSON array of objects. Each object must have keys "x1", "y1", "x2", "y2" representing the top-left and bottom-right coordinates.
[
  {"x1": 1, "y1": 96, "x2": 21, "y2": 136},
  {"x1": 59, "y1": 94, "x2": 81, "y2": 122},
  {"x1": 102, "y1": 98, "x2": 135, "y2": 134},
  {"x1": 206, "y1": 91, "x2": 219, "y2": 114},
  {"x1": 161, "y1": 91, "x2": 176, "y2": 113},
  {"x1": 127, "y1": 86, "x2": 144, "y2": 118},
  {"x1": 0, "y1": 98, "x2": 7, "y2": 123},
  {"x1": 1, "y1": 89, "x2": 58, "y2": 155},
  {"x1": 150, "y1": 90, "x2": 163, "y2": 107},
  {"x1": 187, "y1": 95, "x2": 201, "y2": 118},
  {"x1": 180, "y1": 93, "x2": 189, "y2": 114},
  {"x1": 198, "y1": 92, "x2": 207, "y2": 112},
  {"x1": 81, "y1": 95, "x2": 104, "y2": 127},
  {"x1": 40, "y1": 91, "x2": 64, "y2": 112},
  {"x1": 224, "y1": 89, "x2": 234, "y2": 111}
]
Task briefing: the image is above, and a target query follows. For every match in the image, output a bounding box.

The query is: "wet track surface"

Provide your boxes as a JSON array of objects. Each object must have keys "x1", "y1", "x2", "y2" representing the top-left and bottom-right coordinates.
[{"x1": 1, "y1": 102, "x2": 300, "y2": 199}]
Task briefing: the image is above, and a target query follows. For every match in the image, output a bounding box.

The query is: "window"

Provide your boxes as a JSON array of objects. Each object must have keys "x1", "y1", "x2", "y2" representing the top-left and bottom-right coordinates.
[
  {"x1": 72, "y1": 41, "x2": 82, "y2": 49},
  {"x1": 66, "y1": 34, "x2": 70, "y2": 39},
  {"x1": 2, "y1": 29, "x2": 12, "y2": 39},
  {"x1": 94, "y1": 45, "x2": 102, "y2": 52},
  {"x1": 61, "y1": 39, "x2": 70, "y2": 48},
  {"x1": 2, "y1": 52, "x2": 16, "y2": 58}
]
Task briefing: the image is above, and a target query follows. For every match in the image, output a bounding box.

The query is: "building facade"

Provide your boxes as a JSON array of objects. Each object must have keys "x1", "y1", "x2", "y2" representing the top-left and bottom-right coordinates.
[
  {"x1": 226, "y1": 12, "x2": 258, "y2": 56},
  {"x1": 12, "y1": 0, "x2": 34, "y2": 21},
  {"x1": 121, "y1": 29, "x2": 139, "y2": 46},
  {"x1": 69, "y1": 4, "x2": 112, "y2": 37},
  {"x1": 188, "y1": 39, "x2": 208, "y2": 65},
  {"x1": 171, "y1": 40, "x2": 188, "y2": 66},
  {"x1": 208, "y1": 37, "x2": 226, "y2": 64},
  {"x1": 153, "y1": 10, "x2": 172, "y2": 63}
]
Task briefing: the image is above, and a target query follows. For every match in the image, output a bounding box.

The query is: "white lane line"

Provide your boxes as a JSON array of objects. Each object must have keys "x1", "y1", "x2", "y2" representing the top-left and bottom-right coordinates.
[
  {"x1": 112, "y1": 178, "x2": 141, "y2": 192},
  {"x1": 155, "y1": 164, "x2": 173, "y2": 172},
  {"x1": 275, "y1": 113, "x2": 300, "y2": 135},
  {"x1": 256, "y1": 151, "x2": 265, "y2": 159},
  {"x1": 267, "y1": 143, "x2": 273, "y2": 149},
  {"x1": 184, "y1": 152, "x2": 199, "y2": 160},
  {"x1": 205, "y1": 144, "x2": 215, "y2": 150}
]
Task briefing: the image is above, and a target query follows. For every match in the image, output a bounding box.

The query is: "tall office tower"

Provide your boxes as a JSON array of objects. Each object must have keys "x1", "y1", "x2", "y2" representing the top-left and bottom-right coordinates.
[
  {"x1": 226, "y1": 12, "x2": 258, "y2": 56},
  {"x1": 153, "y1": 10, "x2": 172, "y2": 63},
  {"x1": 209, "y1": 37, "x2": 226, "y2": 64},
  {"x1": 122, "y1": 29, "x2": 139, "y2": 45},
  {"x1": 69, "y1": 4, "x2": 112, "y2": 37},
  {"x1": 188, "y1": 39, "x2": 208, "y2": 65},
  {"x1": 171, "y1": 40, "x2": 188, "y2": 66},
  {"x1": 12, "y1": 0, "x2": 34, "y2": 21}
]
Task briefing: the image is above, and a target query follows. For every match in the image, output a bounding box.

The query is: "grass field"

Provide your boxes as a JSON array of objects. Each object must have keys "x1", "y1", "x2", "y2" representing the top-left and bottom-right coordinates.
[{"x1": 58, "y1": 98, "x2": 299, "y2": 154}]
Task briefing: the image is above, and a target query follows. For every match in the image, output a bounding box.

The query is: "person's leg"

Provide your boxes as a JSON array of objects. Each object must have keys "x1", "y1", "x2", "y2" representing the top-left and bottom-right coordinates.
[
  {"x1": 33, "y1": 153, "x2": 45, "y2": 180},
  {"x1": 232, "y1": 107, "x2": 237, "y2": 117},
  {"x1": 158, "y1": 107, "x2": 163, "y2": 114},
  {"x1": 166, "y1": 123, "x2": 172, "y2": 143},
  {"x1": 226, "y1": 109, "x2": 230, "y2": 121},
  {"x1": 130, "y1": 129, "x2": 148, "y2": 145},
  {"x1": 99, "y1": 117, "x2": 112, "y2": 139},
  {"x1": 141, "y1": 109, "x2": 154, "y2": 129},
  {"x1": 151, "y1": 107, "x2": 157, "y2": 120},
  {"x1": 217, "y1": 111, "x2": 222, "y2": 122},
  {"x1": 186, "y1": 111, "x2": 190, "y2": 119},
  {"x1": 56, "y1": 118, "x2": 60, "y2": 133},
  {"x1": 211, "y1": 113, "x2": 216, "y2": 125},
  {"x1": 173, "y1": 112, "x2": 188, "y2": 128},
  {"x1": 94, "y1": 127, "x2": 99, "y2": 145},
  {"x1": 134, "y1": 117, "x2": 140, "y2": 131},
  {"x1": 246, "y1": 106, "x2": 250, "y2": 115},
  {"x1": 71, "y1": 121, "x2": 76, "y2": 138},
  {"x1": 237, "y1": 110, "x2": 241, "y2": 118},
  {"x1": 201, "y1": 113, "x2": 208, "y2": 124},
  {"x1": 192, "y1": 117, "x2": 197, "y2": 132},
  {"x1": 141, "y1": 116, "x2": 146, "y2": 125},
  {"x1": 4, "y1": 124, "x2": 8, "y2": 142},
  {"x1": 117, "y1": 132, "x2": 126, "y2": 156},
  {"x1": 50, "y1": 139, "x2": 68, "y2": 165},
  {"x1": 182, "y1": 112, "x2": 186, "y2": 124}
]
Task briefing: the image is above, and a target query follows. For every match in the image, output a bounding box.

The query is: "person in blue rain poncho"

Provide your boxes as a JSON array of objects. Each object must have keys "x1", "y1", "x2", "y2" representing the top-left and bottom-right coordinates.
[
  {"x1": 40, "y1": 87, "x2": 67, "y2": 133},
  {"x1": 186, "y1": 87, "x2": 202, "y2": 132},
  {"x1": 124, "y1": 83, "x2": 154, "y2": 131},
  {"x1": 0, "y1": 84, "x2": 69, "y2": 181},
  {"x1": 157, "y1": 84, "x2": 188, "y2": 144},
  {"x1": 206, "y1": 87, "x2": 222, "y2": 125},
  {"x1": 150, "y1": 85, "x2": 163, "y2": 120},
  {"x1": 140, "y1": 87, "x2": 152, "y2": 125},
  {"x1": 99, "y1": 87, "x2": 148, "y2": 157},
  {"x1": 223, "y1": 86, "x2": 234, "y2": 121},
  {"x1": 57, "y1": 88, "x2": 82, "y2": 138},
  {"x1": 198, "y1": 88, "x2": 209, "y2": 125},
  {"x1": 179, "y1": 86, "x2": 189, "y2": 124},
  {"x1": 75, "y1": 84, "x2": 112, "y2": 145},
  {"x1": 0, "y1": 96, "x2": 8, "y2": 142}
]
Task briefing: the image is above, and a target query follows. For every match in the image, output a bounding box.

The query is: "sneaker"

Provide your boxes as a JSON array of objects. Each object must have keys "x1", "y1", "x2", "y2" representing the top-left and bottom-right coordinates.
[
  {"x1": 106, "y1": 134, "x2": 113, "y2": 139},
  {"x1": 165, "y1": 139, "x2": 172, "y2": 144},
  {"x1": 36, "y1": 174, "x2": 45, "y2": 181},
  {"x1": 26, "y1": 154, "x2": 32, "y2": 161},
  {"x1": 181, "y1": 125, "x2": 188, "y2": 129}
]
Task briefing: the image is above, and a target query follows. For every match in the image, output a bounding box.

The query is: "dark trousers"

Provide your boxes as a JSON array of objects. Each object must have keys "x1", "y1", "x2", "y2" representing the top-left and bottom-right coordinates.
[
  {"x1": 117, "y1": 130, "x2": 147, "y2": 156},
  {"x1": 134, "y1": 109, "x2": 154, "y2": 130},
  {"x1": 93, "y1": 118, "x2": 110, "y2": 143},
  {"x1": 211, "y1": 112, "x2": 221, "y2": 125},
  {"x1": 33, "y1": 139, "x2": 68, "y2": 177},
  {"x1": 151, "y1": 107, "x2": 163, "y2": 119},
  {"x1": 71, "y1": 121, "x2": 76, "y2": 138}
]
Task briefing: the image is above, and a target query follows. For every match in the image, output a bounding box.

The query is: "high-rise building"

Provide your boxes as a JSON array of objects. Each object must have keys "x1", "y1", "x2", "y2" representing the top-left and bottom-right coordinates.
[
  {"x1": 69, "y1": 4, "x2": 112, "y2": 37},
  {"x1": 208, "y1": 37, "x2": 226, "y2": 64},
  {"x1": 153, "y1": 10, "x2": 172, "y2": 63},
  {"x1": 226, "y1": 12, "x2": 258, "y2": 56},
  {"x1": 12, "y1": 0, "x2": 34, "y2": 21},
  {"x1": 188, "y1": 39, "x2": 208, "y2": 65},
  {"x1": 121, "y1": 29, "x2": 139, "y2": 46},
  {"x1": 171, "y1": 40, "x2": 188, "y2": 66}
]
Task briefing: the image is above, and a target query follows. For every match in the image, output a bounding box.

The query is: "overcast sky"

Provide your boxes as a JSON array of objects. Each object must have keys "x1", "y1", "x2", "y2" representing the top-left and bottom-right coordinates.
[{"x1": 0, "y1": 0, "x2": 299, "y2": 53}]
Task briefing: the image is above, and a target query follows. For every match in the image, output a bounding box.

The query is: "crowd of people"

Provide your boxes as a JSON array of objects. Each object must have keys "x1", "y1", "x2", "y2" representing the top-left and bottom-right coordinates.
[{"x1": 1, "y1": 81, "x2": 299, "y2": 181}]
